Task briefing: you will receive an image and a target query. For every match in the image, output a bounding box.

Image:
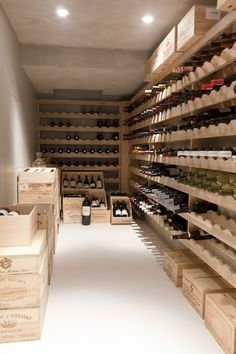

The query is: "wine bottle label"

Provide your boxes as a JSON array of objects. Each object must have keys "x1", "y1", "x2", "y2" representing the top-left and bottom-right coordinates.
[
  {"x1": 63, "y1": 181, "x2": 69, "y2": 188},
  {"x1": 207, "y1": 151, "x2": 218, "y2": 158},
  {"x1": 82, "y1": 206, "x2": 91, "y2": 216},
  {"x1": 77, "y1": 183, "x2": 83, "y2": 188},
  {"x1": 84, "y1": 184, "x2": 89, "y2": 189},
  {"x1": 96, "y1": 181, "x2": 103, "y2": 188},
  {"x1": 115, "y1": 209, "x2": 122, "y2": 216},
  {"x1": 70, "y1": 181, "x2": 76, "y2": 188}
]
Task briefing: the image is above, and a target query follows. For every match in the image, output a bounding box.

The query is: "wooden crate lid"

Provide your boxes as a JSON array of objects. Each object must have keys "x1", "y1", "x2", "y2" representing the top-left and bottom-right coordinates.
[
  {"x1": 206, "y1": 292, "x2": 236, "y2": 324},
  {"x1": 0, "y1": 205, "x2": 36, "y2": 216},
  {"x1": 183, "y1": 267, "x2": 219, "y2": 279}
]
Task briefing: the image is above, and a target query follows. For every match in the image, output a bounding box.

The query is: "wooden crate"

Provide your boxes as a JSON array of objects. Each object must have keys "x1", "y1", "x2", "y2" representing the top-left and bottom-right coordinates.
[
  {"x1": 182, "y1": 268, "x2": 234, "y2": 318},
  {"x1": 18, "y1": 167, "x2": 58, "y2": 184},
  {"x1": 110, "y1": 196, "x2": 132, "y2": 225},
  {"x1": 0, "y1": 205, "x2": 37, "y2": 247},
  {"x1": 91, "y1": 209, "x2": 111, "y2": 223},
  {"x1": 48, "y1": 250, "x2": 54, "y2": 286},
  {"x1": 18, "y1": 191, "x2": 58, "y2": 205},
  {"x1": 163, "y1": 249, "x2": 204, "y2": 287},
  {"x1": 144, "y1": 27, "x2": 180, "y2": 81},
  {"x1": 0, "y1": 230, "x2": 47, "y2": 274},
  {"x1": 63, "y1": 196, "x2": 84, "y2": 223},
  {"x1": 0, "y1": 285, "x2": 48, "y2": 343},
  {"x1": 18, "y1": 182, "x2": 56, "y2": 195},
  {"x1": 0, "y1": 248, "x2": 48, "y2": 309},
  {"x1": 217, "y1": 0, "x2": 236, "y2": 11},
  {"x1": 205, "y1": 292, "x2": 236, "y2": 354},
  {"x1": 177, "y1": 5, "x2": 221, "y2": 51}
]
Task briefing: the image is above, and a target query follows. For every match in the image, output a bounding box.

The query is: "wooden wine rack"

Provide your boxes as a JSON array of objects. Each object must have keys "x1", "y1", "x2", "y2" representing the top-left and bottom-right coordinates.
[
  {"x1": 37, "y1": 99, "x2": 126, "y2": 191},
  {"x1": 128, "y1": 11, "x2": 236, "y2": 292}
]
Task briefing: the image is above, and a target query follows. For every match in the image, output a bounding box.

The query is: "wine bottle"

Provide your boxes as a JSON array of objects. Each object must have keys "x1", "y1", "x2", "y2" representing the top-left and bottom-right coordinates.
[
  {"x1": 90, "y1": 161, "x2": 95, "y2": 166},
  {"x1": 84, "y1": 175, "x2": 90, "y2": 189},
  {"x1": 74, "y1": 161, "x2": 79, "y2": 167},
  {"x1": 74, "y1": 135, "x2": 79, "y2": 140},
  {"x1": 105, "y1": 148, "x2": 110, "y2": 154},
  {"x1": 90, "y1": 176, "x2": 96, "y2": 189},
  {"x1": 112, "y1": 133, "x2": 119, "y2": 141},
  {"x1": 50, "y1": 148, "x2": 55, "y2": 153},
  {"x1": 96, "y1": 175, "x2": 103, "y2": 189},
  {"x1": 58, "y1": 148, "x2": 64, "y2": 153},
  {"x1": 70, "y1": 177, "x2": 76, "y2": 189},
  {"x1": 42, "y1": 148, "x2": 48, "y2": 153},
  {"x1": 58, "y1": 122, "x2": 64, "y2": 127},
  {"x1": 121, "y1": 202, "x2": 129, "y2": 217},
  {"x1": 113, "y1": 148, "x2": 119, "y2": 154},
  {"x1": 63, "y1": 175, "x2": 69, "y2": 188},
  {"x1": 113, "y1": 162, "x2": 118, "y2": 167},
  {"x1": 97, "y1": 148, "x2": 103, "y2": 154},
  {"x1": 113, "y1": 202, "x2": 122, "y2": 217},
  {"x1": 97, "y1": 120, "x2": 103, "y2": 128},
  {"x1": 66, "y1": 148, "x2": 71, "y2": 153},
  {"x1": 82, "y1": 161, "x2": 87, "y2": 167},
  {"x1": 58, "y1": 161, "x2": 64, "y2": 167},
  {"x1": 105, "y1": 120, "x2": 111, "y2": 127},
  {"x1": 97, "y1": 134, "x2": 104, "y2": 140},
  {"x1": 82, "y1": 148, "x2": 87, "y2": 154},
  {"x1": 50, "y1": 122, "x2": 56, "y2": 127},
  {"x1": 77, "y1": 175, "x2": 83, "y2": 188},
  {"x1": 74, "y1": 148, "x2": 79, "y2": 153},
  {"x1": 90, "y1": 148, "x2": 95, "y2": 154},
  {"x1": 98, "y1": 162, "x2": 103, "y2": 167},
  {"x1": 82, "y1": 197, "x2": 91, "y2": 225},
  {"x1": 66, "y1": 135, "x2": 71, "y2": 140},
  {"x1": 171, "y1": 230, "x2": 213, "y2": 240},
  {"x1": 66, "y1": 122, "x2": 72, "y2": 127},
  {"x1": 66, "y1": 161, "x2": 71, "y2": 166},
  {"x1": 105, "y1": 161, "x2": 110, "y2": 167}
]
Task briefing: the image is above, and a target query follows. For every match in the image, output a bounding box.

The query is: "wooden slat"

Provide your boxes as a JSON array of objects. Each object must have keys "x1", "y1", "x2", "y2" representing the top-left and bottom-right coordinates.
[
  {"x1": 39, "y1": 126, "x2": 119, "y2": 132},
  {"x1": 130, "y1": 154, "x2": 236, "y2": 173},
  {"x1": 39, "y1": 139, "x2": 121, "y2": 146}
]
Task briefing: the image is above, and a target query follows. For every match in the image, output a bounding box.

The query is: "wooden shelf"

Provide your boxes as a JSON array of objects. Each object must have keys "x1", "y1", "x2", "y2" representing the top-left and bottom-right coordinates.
[
  {"x1": 181, "y1": 211, "x2": 236, "y2": 250},
  {"x1": 130, "y1": 153, "x2": 236, "y2": 173},
  {"x1": 39, "y1": 126, "x2": 119, "y2": 132},
  {"x1": 129, "y1": 167, "x2": 236, "y2": 212},
  {"x1": 39, "y1": 112, "x2": 119, "y2": 119},
  {"x1": 129, "y1": 82, "x2": 236, "y2": 131},
  {"x1": 39, "y1": 139, "x2": 121, "y2": 146},
  {"x1": 43, "y1": 153, "x2": 119, "y2": 158},
  {"x1": 129, "y1": 45, "x2": 236, "y2": 119},
  {"x1": 129, "y1": 119, "x2": 236, "y2": 145},
  {"x1": 181, "y1": 238, "x2": 236, "y2": 289},
  {"x1": 38, "y1": 99, "x2": 120, "y2": 106},
  {"x1": 59, "y1": 166, "x2": 120, "y2": 171}
]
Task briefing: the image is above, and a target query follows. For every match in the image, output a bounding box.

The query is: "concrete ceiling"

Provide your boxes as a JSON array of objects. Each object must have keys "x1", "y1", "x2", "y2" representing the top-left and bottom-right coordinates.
[{"x1": 1, "y1": 0, "x2": 217, "y2": 98}]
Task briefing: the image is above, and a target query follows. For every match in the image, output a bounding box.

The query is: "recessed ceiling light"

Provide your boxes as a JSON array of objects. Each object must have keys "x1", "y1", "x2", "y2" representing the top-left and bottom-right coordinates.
[
  {"x1": 142, "y1": 15, "x2": 154, "y2": 24},
  {"x1": 57, "y1": 8, "x2": 69, "y2": 17}
]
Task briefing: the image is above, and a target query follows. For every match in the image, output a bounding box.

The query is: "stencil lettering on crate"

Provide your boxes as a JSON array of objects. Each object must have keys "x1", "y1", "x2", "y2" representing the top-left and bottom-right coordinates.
[{"x1": 0, "y1": 258, "x2": 12, "y2": 270}]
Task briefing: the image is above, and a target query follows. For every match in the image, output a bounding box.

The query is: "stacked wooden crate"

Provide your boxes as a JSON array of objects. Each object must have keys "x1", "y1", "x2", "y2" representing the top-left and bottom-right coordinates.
[
  {"x1": 17, "y1": 167, "x2": 60, "y2": 252},
  {"x1": 0, "y1": 205, "x2": 48, "y2": 343}
]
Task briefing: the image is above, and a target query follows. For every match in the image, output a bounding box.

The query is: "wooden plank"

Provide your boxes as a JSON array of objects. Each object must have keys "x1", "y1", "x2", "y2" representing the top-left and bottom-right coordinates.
[
  {"x1": 39, "y1": 139, "x2": 121, "y2": 146},
  {"x1": 38, "y1": 112, "x2": 119, "y2": 119},
  {"x1": 217, "y1": 0, "x2": 236, "y2": 11},
  {"x1": 39, "y1": 126, "x2": 119, "y2": 132}
]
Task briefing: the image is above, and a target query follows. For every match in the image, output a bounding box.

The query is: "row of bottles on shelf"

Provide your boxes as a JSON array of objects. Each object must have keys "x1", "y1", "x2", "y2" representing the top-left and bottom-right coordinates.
[
  {"x1": 132, "y1": 146, "x2": 236, "y2": 159},
  {"x1": 42, "y1": 147, "x2": 119, "y2": 154},
  {"x1": 52, "y1": 160, "x2": 119, "y2": 167},
  {"x1": 130, "y1": 193, "x2": 213, "y2": 240},
  {"x1": 125, "y1": 109, "x2": 236, "y2": 139},
  {"x1": 46, "y1": 120, "x2": 120, "y2": 128},
  {"x1": 138, "y1": 163, "x2": 236, "y2": 197},
  {"x1": 127, "y1": 32, "x2": 236, "y2": 113},
  {"x1": 127, "y1": 76, "x2": 236, "y2": 125},
  {"x1": 63, "y1": 174, "x2": 103, "y2": 189},
  {"x1": 41, "y1": 133, "x2": 119, "y2": 141}
]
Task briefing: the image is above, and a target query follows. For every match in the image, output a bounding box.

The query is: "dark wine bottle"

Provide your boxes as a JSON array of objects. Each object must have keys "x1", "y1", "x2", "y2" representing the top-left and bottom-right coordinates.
[
  {"x1": 50, "y1": 122, "x2": 56, "y2": 127},
  {"x1": 66, "y1": 135, "x2": 71, "y2": 140},
  {"x1": 82, "y1": 148, "x2": 87, "y2": 154},
  {"x1": 90, "y1": 161, "x2": 95, "y2": 166},
  {"x1": 97, "y1": 120, "x2": 103, "y2": 128},
  {"x1": 105, "y1": 161, "x2": 110, "y2": 167},
  {"x1": 113, "y1": 148, "x2": 119, "y2": 154},
  {"x1": 82, "y1": 161, "x2": 87, "y2": 167},
  {"x1": 97, "y1": 148, "x2": 103, "y2": 154},
  {"x1": 90, "y1": 148, "x2": 95, "y2": 154},
  {"x1": 105, "y1": 148, "x2": 110, "y2": 154},
  {"x1": 74, "y1": 135, "x2": 79, "y2": 140},
  {"x1": 171, "y1": 230, "x2": 213, "y2": 240},
  {"x1": 74, "y1": 161, "x2": 79, "y2": 167},
  {"x1": 74, "y1": 148, "x2": 79, "y2": 153},
  {"x1": 112, "y1": 133, "x2": 119, "y2": 141},
  {"x1": 58, "y1": 148, "x2": 64, "y2": 153},
  {"x1": 97, "y1": 134, "x2": 104, "y2": 140},
  {"x1": 58, "y1": 122, "x2": 64, "y2": 127},
  {"x1": 84, "y1": 176, "x2": 90, "y2": 189},
  {"x1": 66, "y1": 148, "x2": 71, "y2": 153},
  {"x1": 42, "y1": 148, "x2": 48, "y2": 153},
  {"x1": 58, "y1": 161, "x2": 64, "y2": 167},
  {"x1": 105, "y1": 120, "x2": 111, "y2": 127},
  {"x1": 50, "y1": 148, "x2": 55, "y2": 153},
  {"x1": 66, "y1": 122, "x2": 72, "y2": 127},
  {"x1": 82, "y1": 197, "x2": 91, "y2": 225}
]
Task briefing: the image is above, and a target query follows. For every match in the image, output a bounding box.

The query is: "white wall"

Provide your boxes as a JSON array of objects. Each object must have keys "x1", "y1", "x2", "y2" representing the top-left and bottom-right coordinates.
[{"x1": 0, "y1": 5, "x2": 37, "y2": 204}]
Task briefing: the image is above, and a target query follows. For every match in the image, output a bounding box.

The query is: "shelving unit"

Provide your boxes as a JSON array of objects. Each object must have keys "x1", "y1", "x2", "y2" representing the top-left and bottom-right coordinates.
[
  {"x1": 127, "y1": 10, "x2": 236, "y2": 292},
  {"x1": 38, "y1": 99, "x2": 123, "y2": 190}
]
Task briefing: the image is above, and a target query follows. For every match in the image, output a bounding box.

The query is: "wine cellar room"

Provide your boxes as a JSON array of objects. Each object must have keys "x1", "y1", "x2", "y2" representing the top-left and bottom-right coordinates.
[{"x1": 1, "y1": 0, "x2": 236, "y2": 353}]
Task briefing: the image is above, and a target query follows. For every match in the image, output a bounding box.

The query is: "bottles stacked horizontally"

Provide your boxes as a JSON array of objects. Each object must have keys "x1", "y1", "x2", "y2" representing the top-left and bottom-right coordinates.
[
  {"x1": 177, "y1": 169, "x2": 236, "y2": 197},
  {"x1": 171, "y1": 230, "x2": 214, "y2": 240},
  {"x1": 113, "y1": 201, "x2": 130, "y2": 217},
  {"x1": 140, "y1": 163, "x2": 181, "y2": 177},
  {"x1": 0, "y1": 208, "x2": 20, "y2": 216}
]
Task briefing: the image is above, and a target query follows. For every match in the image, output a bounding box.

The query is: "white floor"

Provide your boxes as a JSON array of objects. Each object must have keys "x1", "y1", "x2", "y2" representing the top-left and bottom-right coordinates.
[{"x1": 1, "y1": 220, "x2": 223, "y2": 354}]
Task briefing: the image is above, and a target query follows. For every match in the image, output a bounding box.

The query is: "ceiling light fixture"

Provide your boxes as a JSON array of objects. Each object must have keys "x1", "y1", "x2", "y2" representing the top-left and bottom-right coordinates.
[
  {"x1": 57, "y1": 8, "x2": 69, "y2": 17},
  {"x1": 142, "y1": 15, "x2": 154, "y2": 24}
]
